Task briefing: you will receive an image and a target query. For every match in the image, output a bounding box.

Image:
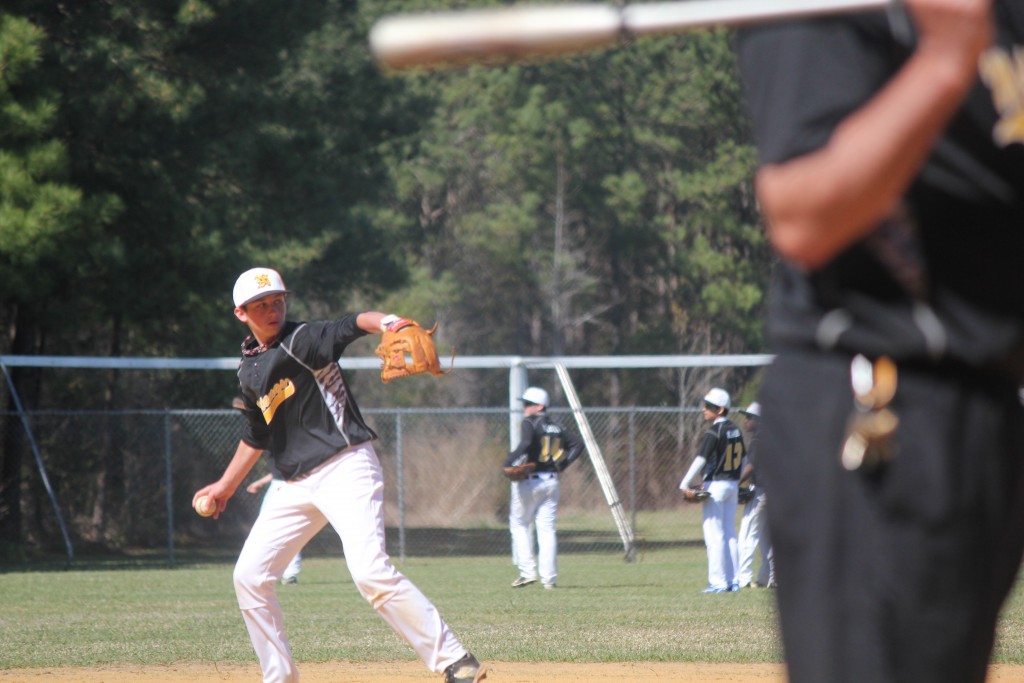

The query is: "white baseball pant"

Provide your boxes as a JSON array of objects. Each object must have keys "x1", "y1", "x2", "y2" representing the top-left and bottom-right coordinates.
[
  {"x1": 737, "y1": 489, "x2": 773, "y2": 586},
  {"x1": 702, "y1": 479, "x2": 739, "y2": 590},
  {"x1": 233, "y1": 442, "x2": 467, "y2": 683},
  {"x1": 509, "y1": 472, "x2": 559, "y2": 586},
  {"x1": 258, "y1": 478, "x2": 302, "y2": 582}
]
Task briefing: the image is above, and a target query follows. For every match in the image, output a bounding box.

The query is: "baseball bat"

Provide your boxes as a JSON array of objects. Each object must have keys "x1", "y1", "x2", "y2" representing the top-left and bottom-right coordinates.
[{"x1": 370, "y1": 0, "x2": 892, "y2": 71}]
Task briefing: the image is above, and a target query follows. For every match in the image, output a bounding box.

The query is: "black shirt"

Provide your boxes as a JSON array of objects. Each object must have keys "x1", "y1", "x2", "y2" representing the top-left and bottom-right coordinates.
[
  {"x1": 237, "y1": 317, "x2": 378, "y2": 480},
  {"x1": 737, "y1": 5, "x2": 1024, "y2": 380},
  {"x1": 505, "y1": 413, "x2": 584, "y2": 474},
  {"x1": 698, "y1": 418, "x2": 745, "y2": 482}
]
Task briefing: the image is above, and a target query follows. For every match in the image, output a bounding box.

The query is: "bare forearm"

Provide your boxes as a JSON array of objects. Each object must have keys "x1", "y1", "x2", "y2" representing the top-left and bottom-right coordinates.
[
  {"x1": 757, "y1": 0, "x2": 993, "y2": 270},
  {"x1": 758, "y1": 58, "x2": 974, "y2": 267},
  {"x1": 193, "y1": 441, "x2": 264, "y2": 518},
  {"x1": 357, "y1": 312, "x2": 387, "y2": 335},
  {"x1": 218, "y1": 441, "x2": 264, "y2": 497}
]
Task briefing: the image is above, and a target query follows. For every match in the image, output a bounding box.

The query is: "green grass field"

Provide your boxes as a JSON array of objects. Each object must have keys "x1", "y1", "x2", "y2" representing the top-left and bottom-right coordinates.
[{"x1": 4, "y1": 543, "x2": 1024, "y2": 671}]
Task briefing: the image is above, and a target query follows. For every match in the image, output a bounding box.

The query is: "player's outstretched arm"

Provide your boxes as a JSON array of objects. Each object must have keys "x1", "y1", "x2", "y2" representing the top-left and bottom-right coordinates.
[{"x1": 357, "y1": 311, "x2": 389, "y2": 335}]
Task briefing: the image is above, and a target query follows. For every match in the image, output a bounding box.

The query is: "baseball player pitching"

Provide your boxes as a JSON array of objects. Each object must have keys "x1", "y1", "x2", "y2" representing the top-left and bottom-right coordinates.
[{"x1": 192, "y1": 267, "x2": 485, "y2": 683}]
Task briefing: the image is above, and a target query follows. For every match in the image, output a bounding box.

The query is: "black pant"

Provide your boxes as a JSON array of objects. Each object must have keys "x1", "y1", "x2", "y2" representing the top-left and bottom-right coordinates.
[{"x1": 758, "y1": 351, "x2": 1024, "y2": 683}]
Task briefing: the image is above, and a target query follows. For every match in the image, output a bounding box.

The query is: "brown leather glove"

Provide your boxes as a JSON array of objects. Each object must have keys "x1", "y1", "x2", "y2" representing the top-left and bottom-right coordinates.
[{"x1": 375, "y1": 318, "x2": 452, "y2": 383}]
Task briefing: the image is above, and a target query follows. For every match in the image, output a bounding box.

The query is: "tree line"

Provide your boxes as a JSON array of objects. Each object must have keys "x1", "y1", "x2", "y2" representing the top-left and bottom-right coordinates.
[{"x1": 0, "y1": 1, "x2": 773, "y2": 548}]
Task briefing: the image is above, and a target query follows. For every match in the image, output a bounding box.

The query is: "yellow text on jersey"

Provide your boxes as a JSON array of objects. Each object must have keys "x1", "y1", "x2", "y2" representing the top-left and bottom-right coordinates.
[
  {"x1": 257, "y1": 378, "x2": 295, "y2": 425},
  {"x1": 979, "y1": 45, "x2": 1024, "y2": 147}
]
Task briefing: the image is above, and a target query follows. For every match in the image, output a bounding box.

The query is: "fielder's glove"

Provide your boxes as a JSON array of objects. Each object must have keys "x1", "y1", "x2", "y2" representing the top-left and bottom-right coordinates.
[
  {"x1": 682, "y1": 487, "x2": 710, "y2": 503},
  {"x1": 375, "y1": 318, "x2": 453, "y2": 383},
  {"x1": 738, "y1": 486, "x2": 755, "y2": 504},
  {"x1": 503, "y1": 455, "x2": 536, "y2": 482},
  {"x1": 503, "y1": 463, "x2": 536, "y2": 482}
]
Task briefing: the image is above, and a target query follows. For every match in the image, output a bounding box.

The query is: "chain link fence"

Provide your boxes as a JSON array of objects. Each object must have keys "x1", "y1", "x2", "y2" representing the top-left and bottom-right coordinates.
[{"x1": 3, "y1": 405, "x2": 716, "y2": 565}]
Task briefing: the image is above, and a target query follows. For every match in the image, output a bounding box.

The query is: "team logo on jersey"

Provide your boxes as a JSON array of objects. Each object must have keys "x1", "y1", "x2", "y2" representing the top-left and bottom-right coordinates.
[
  {"x1": 538, "y1": 434, "x2": 564, "y2": 464},
  {"x1": 979, "y1": 46, "x2": 1024, "y2": 146},
  {"x1": 257, "y1": 377, "x2": 295, "y2": 424}
]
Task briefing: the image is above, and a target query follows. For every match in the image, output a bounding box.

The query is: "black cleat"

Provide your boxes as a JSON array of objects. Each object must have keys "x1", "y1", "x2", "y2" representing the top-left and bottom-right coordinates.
[{"x1": 444, "y1": 652, "x2": 487, "y2": 682}]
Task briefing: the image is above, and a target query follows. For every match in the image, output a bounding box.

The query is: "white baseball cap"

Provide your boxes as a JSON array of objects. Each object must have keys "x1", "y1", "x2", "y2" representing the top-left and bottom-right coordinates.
[
  {"x1": 233, "y1": 267, "x2": 288, "y2": 308},
  {"x1": 703, "y1": 387, "x2": 730, "y2": 410},
  {"x1": 521, "y1": 387, "x2": 549, "y2": 407},
  {"x1": 740, "y1": 401, "x2": 761, "y2": 417}
]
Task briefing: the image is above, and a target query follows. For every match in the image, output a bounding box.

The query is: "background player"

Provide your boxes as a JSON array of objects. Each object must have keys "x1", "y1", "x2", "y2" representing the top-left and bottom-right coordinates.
[
  {"x1": 504, "y1": 386, "x2": 584, "y2": 590},
  {"x1": 736, "y1": 1, "x2": 1024, "y2": 680},
  {"x1": 735, "y1": 402, "x2": 773, "y2": 589},
  {"x1": 193, "y1": 267, "x2": 486, "y2": 683},
  {"x1": 679, "y1": 388, "x2": 746, "y2": 593}
]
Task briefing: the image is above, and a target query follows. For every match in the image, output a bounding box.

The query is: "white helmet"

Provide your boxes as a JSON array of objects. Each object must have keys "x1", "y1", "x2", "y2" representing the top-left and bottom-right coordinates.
[
  {"x1": 740, "y1": 401, "x2": 761, "y2": 417},
  {"x1": 521, "y1": 387, "x2": 549, "y2": 407},
  {"x1": 703, "y1": 387, "x2": 730, "y2": 410}
]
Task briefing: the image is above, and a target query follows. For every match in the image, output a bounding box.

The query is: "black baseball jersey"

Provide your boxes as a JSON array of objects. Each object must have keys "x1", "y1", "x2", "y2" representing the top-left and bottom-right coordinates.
[
  {"x1": 505, "y1": 413, "x2": 584, "y2": 474},
  {"x1": 237, "y1": 317, "x2": 377, "y2": 480},
  {"x1": 745, "y1": 432, "x2": 760, "y2": 487},
  {"x1": 737, "y1": 4, "x2": 1024, "y2": 380},
  {"x1": 698, "y1": 418, "x2": 745, "y2": 482}
]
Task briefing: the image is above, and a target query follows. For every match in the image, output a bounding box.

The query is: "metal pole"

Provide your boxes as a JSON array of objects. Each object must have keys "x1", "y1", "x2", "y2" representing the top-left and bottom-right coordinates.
[
  {"x1": 553, "y1": 362, "x2": 635, "y2": 559},
  {"x1": 396, "y1": 412, "x2": 406, "y2": 564},
  {"x1": 628, "y1": 410, "x2": 637, "y2": 562},
  {"x1": 0, "y1": 361, "x2": 74, "y2": 566},
  {"x1": 164, "y1": 412, "x2": 176, "y2": 567},
  {"x1": 508, "y1": 359, "x2": 527, "y2": 450},
  {"x1": 507, "y1": 361, "x2": 528, "y2": 568}
]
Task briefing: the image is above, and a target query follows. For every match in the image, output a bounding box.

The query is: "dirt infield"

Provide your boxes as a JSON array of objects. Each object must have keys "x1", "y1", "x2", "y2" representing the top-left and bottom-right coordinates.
[{"x1": 3, "y1": 663, "x2": 1024, "y2": 682}]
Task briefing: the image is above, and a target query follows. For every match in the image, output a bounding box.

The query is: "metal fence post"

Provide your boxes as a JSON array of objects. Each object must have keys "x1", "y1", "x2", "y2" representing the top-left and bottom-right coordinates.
[
  {"x1": 508, "y1": 359, "x2": 527, "y2": 450},
  {"x1": 0, "y1": 362, "x2": 74, "y2": 566},
  {"x1": 396, "y1": 411, "x2": 405, "y2": 564},
  {"x1": 628, "y1": 409, "x2": 637, "y2": 562},
  {"x1": 165, "y1": 411, "x2": 176, "y2": 567}
]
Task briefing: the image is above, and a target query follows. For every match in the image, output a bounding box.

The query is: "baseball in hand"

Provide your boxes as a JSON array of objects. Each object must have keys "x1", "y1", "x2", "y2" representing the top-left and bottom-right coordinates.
[{"x1": 194, "y1": 495, "x2": 216, "y2": 517}]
